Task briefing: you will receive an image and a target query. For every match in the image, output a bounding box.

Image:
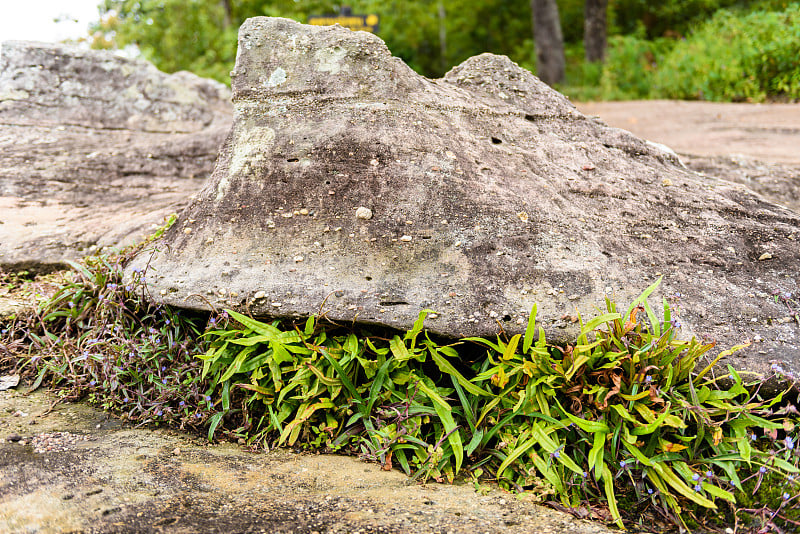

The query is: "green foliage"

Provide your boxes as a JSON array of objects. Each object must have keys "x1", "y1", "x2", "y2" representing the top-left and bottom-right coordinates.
[
  {"x1": 652, "y1": 4, "x2": 800, "y2": 102},
  {"x1": 597, "y1": 33, "x2": 674, "y2": 100},
  {"x1": 3, "y1": 253, "x2": 214, "y2": 427},
  {"x1": 5, "y1": 259, "x2": 800, "y2": 531},
  {"x1": 609, "y1": 0, "x2": 744, "y2": 39}
]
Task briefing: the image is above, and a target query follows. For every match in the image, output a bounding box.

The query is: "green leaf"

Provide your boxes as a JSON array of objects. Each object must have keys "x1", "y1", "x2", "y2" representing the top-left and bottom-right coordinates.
[
  {"x1": 428, "y1": 339, "x2": 491, "y2": 397},
  {"x1": 390, "y1": 335, "x2": 413, "y2": 361},
  {"x1": 321, "y1": 348, "x2": 363, "y2": 405},
  {"x1": 625, "y1": 276, "x2": 662, "y2": 321},
  {"x1": 433, "y1": 400, "x2": 463, "y2": 473},
  {"x1": 207, "y1": 412, "x2": 226, "y2": 441},
  {"x1": 631, "y1": 402, "x2": 672, "y2": 436},
  {"x1": 497, "y1": 434, "x2": 537, "y2": 480},
  {"x1": 653, "y1": 463, "x2": 717, "y2": 509},
  {"x1": 415, "y1": 377, "x2": 451, "y2": 412},
  {"x1": 502, "y1": 334, "x2": 521, "y2": 361},
  {"x1": 580, "y1": 313, "x2": 622, "y2": 337},
  {"x1": 556, "y1": 400, "x2": 610, "y2": 433},
  {"x1": 589, "y1": 431, "x2": 606, "y2": 478},
  {"x1": 522, "y1": 303, "x2": 538, "y2": 354},
  {"x1": 225, "y1": 309, "x2": 280, "y2": 337},
  {"x1": 602, "y1": 464, "x2": 624, "y2": 529}
]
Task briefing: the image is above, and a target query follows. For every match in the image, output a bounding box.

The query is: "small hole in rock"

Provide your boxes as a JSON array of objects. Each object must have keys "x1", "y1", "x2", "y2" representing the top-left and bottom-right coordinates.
[
  {"x1": 502, "y1": 314, "x2": 512, "y2": 322},
  {"x1": 524, "y1": 114, "x2": 536, "y2": 122},
  {"x1": 491, "y1": 137, "x2": 502, "y2": 144},
  {"x1": 286, "y1": 158, "x2": 299, "y2": 162},
  {"x1": 365, "y1": 276, "x2": 372, "y2": 281}
]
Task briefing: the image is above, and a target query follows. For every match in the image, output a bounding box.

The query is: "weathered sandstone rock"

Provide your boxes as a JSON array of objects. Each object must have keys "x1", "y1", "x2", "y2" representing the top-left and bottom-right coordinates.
[
  {"x1": 127, "y1": 17, "x2": 799, "y2": 377},
  {"x1": 0, "y1": 41, "x2": 232, "y2": 271}
]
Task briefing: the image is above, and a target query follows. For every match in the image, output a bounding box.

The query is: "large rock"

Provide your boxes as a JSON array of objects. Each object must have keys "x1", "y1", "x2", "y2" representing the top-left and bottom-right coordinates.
[
  {"x1": 127, "y1": 17, "x2": 799, "y2": 377},
  {"x1": 0, "y1": 41, "x2": 232, "y2": 272}
]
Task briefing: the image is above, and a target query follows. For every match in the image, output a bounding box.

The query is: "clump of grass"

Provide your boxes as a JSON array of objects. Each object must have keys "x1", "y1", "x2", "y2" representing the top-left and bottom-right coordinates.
[{"x1": 2, "y1": 256, "x2": 799, "y2": 532}]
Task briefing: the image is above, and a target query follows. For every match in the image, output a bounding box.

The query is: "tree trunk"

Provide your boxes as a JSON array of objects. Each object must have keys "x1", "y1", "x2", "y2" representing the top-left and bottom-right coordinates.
[
  {"x1": 220, "y1": 0, "x2": 232, "y2": 27},
  {"x1": 584, "y1": 0, "x2": 608, "y2": 63},
  {"x1": 530, "y1": 0, "x2": 565, "y2": 85},
  {"x1": 438, "y1": 1, "x2": 447, "y2": 75}
]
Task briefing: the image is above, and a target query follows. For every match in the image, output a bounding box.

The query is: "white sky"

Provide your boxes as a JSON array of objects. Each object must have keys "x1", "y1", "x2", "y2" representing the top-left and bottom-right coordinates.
[{"x1": 0, "y1": 0, "x2": 101, "y2": 44}]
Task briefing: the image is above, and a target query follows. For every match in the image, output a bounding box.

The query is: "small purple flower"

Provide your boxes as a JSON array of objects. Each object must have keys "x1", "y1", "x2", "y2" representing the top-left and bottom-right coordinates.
[
  {"x1": 205, "y1": 395, "x2": 212, "y2": 402},
  {"x1": 162, "y1": 378, "x2": 167, "y2": 384},
  {"x1": 705, "y1": 470, "x2": 713, "y2": 478},
  {"x1": 90, "y1": 380, "x2": 96, "y2": 386},
  {"x1": 553, "y1": 451, "x2": 561, "y2": 459},
  {"x1": 645, "y1": 375, "x2": 652, "y2": 384},
  {"x1": 161, "y1": 366, "x2": 166, "y2": 371},
  {"x1": 179, "y1": 401, "x2": 185, "y2": 407},
  {"x1": 692, "y1": 473, "x2": 701, "y2": 481},
  {"x1": 647, "y1": 488, "x2": 654, "y2": 495},
  {"x1": 760, "y1": 466, "x2": 767, "y2": 474},
  {"x1": 784, "y1": 493, "x2": 791, "y2": 500},
  {"x1": 751, "y1": 433, "x2": 758, "y2": 441},
  {"x1": 156, "y1": 410, "x2": 163, "y2": 416},
  {"x1": 694, "y1": 484, "x2": 702, "y2": 492},
  {"x1": 582, "y1": 471, "x2": 588, "y2": 478},
  {"x1": 195, "y1": 413, "x2": 202, "y2": 419},
  {"x1": 619, "y1": 460, "x2": 626, "y2": 468},
  {"x1": 789, "y1": 475, "x2": 796, "y2": 482},
  {"x1": 786, "y1": 436, "x2": 795, "y2": 450}
]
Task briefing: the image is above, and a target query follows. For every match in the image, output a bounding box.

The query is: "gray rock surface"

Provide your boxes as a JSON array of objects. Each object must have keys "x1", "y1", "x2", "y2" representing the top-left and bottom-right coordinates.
[
  {"x1": 127, "y1": 17, "x2": 799, "y2": 378},
  {"x1": 0, "y1": 41, "x2": 232, "y2": 272},
  {"x1": 0, "y1": 387, "x2": 613, "y2": 534}
]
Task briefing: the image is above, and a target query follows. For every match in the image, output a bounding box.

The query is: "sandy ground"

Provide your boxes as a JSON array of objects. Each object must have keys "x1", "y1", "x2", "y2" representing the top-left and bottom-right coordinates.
[{"x1": 576, "y1": 100, "x2": 800, "y2": 164}]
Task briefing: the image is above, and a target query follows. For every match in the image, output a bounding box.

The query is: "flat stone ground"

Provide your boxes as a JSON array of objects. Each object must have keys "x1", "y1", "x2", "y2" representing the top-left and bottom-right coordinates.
[
  {"x1": 0, "y1": 387, "x2": 613, "y2": 534},
  {"x1": 5, "y1": 99, "x2": 800, "y2": 534},
  {"x1": 576, "y1": 100, "x2": 800, "y2": 164}
]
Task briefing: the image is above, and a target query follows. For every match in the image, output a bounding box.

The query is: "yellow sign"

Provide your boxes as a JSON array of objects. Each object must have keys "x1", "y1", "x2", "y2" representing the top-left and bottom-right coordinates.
[{"x1": 308, "y1": 13, "x2": 380, "y2": 33}]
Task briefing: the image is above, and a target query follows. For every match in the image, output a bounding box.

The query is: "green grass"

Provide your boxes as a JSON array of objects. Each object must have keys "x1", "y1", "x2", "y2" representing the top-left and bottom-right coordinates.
[{"x1": 2, "y1": 252, "x2": 800, "y2": 532}]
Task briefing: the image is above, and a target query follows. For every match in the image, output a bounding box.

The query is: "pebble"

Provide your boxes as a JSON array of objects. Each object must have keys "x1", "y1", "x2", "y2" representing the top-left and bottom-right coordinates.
[
  {"x1": 758, "y1": 252, "x2": 773, "y2": 261},
  {"x1": 31, "y1": 432, "x2": 89, "y2": 453},
  {"x1": 355, "y1": 207, "x2": 373, "y2": 220},
  {"x1": 400, "y1": 235, "x2": 412, "y2": 242},
  {"x1": 183, "y1": 227, "x2": 192, "y2": 235}
]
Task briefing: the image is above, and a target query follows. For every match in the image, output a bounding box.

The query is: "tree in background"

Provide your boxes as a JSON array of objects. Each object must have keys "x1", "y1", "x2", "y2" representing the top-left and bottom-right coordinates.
[
  {"x1": 583, "y1": 0, "x2": 607, "y2": 62},
  {"x1": 92, "y1": 0, "x2": 540, "y2": 82},
  {"x1": 530, "y1": 0, "x2": 565, "y2": 84}
]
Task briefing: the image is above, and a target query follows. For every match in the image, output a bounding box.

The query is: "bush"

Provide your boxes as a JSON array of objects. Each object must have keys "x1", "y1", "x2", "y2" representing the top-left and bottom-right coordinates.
[
  {"x1": 598, "y1": 33, "x2": 674, "y2": 100},
  {"x1": 652, "y1": 4, "x2": 800, "y2": 101}
]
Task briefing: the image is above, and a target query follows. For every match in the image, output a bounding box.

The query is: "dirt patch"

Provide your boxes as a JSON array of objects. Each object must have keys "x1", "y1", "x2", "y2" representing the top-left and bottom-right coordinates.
[
  {"x1": 0, "y1": 387, "x2": 615, "y2": 534},
  {"x1": 575, "y1": 100, "x2": 800, "y2": 165}
]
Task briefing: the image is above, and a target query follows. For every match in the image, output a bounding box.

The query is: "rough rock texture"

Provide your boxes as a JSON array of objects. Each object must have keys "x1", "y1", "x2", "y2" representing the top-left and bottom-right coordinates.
[
  {"x1": 0, "y1": 41, "x2": 232, "y2": 271},
  {"x1": 0, "y1": 388, "x2": 613, "y2": 534},
  {"x1": 128, "y1": 17, "x2": 799, "y2": 377}
]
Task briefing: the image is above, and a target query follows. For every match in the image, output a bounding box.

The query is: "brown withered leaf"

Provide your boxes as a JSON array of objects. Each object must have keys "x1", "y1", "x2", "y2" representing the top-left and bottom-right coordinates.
[
  {"x1": 623, "y1": 304, "x2": 645, "y2": 333},
  {"x1": 662, "y1": 441, "x2": 688, "y2": 453},
  {"x1": 648, "y1": 385, "x2": 665, "y2": 405},
  {"x1": 382, "y1": 450, "x2": 393, "y2": 471},
  {"x1": 596, "y1": 372, "x2": 622, "y2": 409}
]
